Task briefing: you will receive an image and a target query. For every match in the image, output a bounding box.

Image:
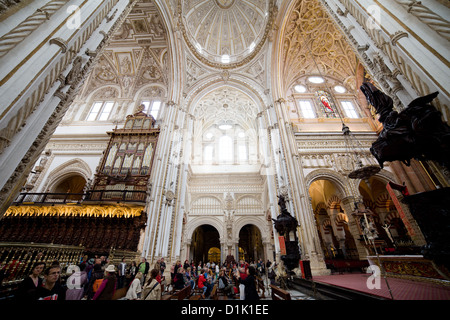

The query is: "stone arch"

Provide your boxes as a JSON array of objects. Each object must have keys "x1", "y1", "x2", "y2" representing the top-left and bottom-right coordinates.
[
  {"x1": 327, "y1": 194, "x2": 342, "y2": 209},
  {"x1": 235, "y1": 221, "x2": 266, "y2": 262},
  {"x1": 376, "y1": 192, "x2": 392, "y2": 209},
  {"x1": 384, "y1": 210, "x2": 401, "y2": 224},
  {"x1": 233, "y1": 216, "x2": 268, "y2": 242},
  {"x1": 322, "y1": 219, "x2": 332, "y2": 233},
  {"x1": 185, "y1": 75, "x2": 269, "y2": 116},
  {"x1": 185, "y1": 216, "x2": 224, "y2": 242},
  {"x1": 314, "y1": 202, "x2": 328, "y2": 215},
  {"x1": 305, "y1": 169, "x2": 350, "y2": 198},
  {"x1": 335, "y1": 212, "x2": 348, "y2": 226},
  {"x1": 352, "y1": 168, "x2": 398, "y2": 191},
  {"x1": 43, "y1": 158, "x2": 92, "y2": 193}
]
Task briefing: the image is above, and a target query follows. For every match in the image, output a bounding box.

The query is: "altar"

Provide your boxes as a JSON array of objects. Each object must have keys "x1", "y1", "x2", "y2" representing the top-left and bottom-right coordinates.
[{"x1": 367, "y1": 255, "x2": 450, "y2": 284}]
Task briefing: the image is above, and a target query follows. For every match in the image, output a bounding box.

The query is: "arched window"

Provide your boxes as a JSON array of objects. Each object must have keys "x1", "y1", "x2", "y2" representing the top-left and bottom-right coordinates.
[
  {"x1": 141, "y1": 100, "x2": 162, "y2": 119},
  {"x1": 204, "y1": 145, "x2": 213, "y2": 162},
  {"x1": 298, "y1": 100, "x2": 316, "y2": 118},
  {"x1": 238, "y1": 145, "x2": 247, "y2": 161},
  {"x1": 341, "y1": 101, "x2": 359, "y2": 118},
  {"x1": 316, "y1": 91, "x2": 338, "y2": 118},
  {"x1": 219, "y1": 135, "x2": 233, "y2": 162},
  {"x1": 87, "y1": 101, "x2": 114, "y2": 121}
]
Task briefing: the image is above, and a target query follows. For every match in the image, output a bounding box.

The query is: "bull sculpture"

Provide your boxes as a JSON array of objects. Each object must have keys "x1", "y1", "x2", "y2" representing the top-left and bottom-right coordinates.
[{"x1": 360, "y1": 82, "x2": 450, "y2": 170}]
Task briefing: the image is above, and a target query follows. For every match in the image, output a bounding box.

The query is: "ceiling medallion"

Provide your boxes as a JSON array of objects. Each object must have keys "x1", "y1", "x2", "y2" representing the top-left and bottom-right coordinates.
[{"x1": 215, "y1": 0, "x2": 235, "y2": 9}]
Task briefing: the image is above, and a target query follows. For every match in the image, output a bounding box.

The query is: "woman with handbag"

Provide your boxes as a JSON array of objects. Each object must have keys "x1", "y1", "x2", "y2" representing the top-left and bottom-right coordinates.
[{"x1": 142, "y1": 269, "x2": 161, "y2": 300}]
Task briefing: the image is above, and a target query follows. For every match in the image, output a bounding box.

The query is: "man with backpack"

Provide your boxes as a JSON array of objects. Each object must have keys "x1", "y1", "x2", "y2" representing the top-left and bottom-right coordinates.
[{"x1": 85, "y1": 263, "x2": 104, "y2": 300}]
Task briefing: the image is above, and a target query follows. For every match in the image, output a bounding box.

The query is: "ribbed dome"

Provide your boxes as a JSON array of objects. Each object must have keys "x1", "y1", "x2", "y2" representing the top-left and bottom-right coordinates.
[{"x1": 181, "y1": 0, "x2": 273, "y2": 67}]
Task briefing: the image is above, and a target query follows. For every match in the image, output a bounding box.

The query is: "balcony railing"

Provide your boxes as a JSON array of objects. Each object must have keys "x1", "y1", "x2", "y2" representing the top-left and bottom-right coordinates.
[{"x1": 13, "y1": 190, "x2": 147, "y2": 205}]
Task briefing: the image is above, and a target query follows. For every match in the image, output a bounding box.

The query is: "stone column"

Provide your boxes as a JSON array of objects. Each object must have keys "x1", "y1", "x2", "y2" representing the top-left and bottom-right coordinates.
[
  {"x1": 341, "y1": 196, "x2": 368, "y2": 259},
  {"x1": 272, "y1": 99, "x2": 329, "y2": 275}
]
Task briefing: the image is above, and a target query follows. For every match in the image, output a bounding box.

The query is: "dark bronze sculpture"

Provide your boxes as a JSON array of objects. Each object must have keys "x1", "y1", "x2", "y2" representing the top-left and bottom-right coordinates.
[
  {"x1": 361, "y1": 83, "x2": 450, "y2": 273},
  {"x1": 272, "y1": 195, "x2": 301, "y2": 271},
  {"x1": 360, "y1": 82, "x2": 450, "y2": 170}
]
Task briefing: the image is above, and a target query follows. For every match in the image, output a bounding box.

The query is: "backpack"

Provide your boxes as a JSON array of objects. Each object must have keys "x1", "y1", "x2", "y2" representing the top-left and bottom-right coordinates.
[{"x1": 92, "y1": 279, "x2": 103, "y2": 293}]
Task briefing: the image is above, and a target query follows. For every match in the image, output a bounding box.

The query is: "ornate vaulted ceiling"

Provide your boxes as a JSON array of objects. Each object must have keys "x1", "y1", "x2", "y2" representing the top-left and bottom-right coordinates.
[
  {"x1": 281, "y1": 0, "x2": 359, "y2": 92},
  {"x1": 77, "y1": 0, "x2": 362, "y2": 112},
  {"x1": 194, "y1": 86, "x2": 258, "y2": 130},
  {"x1": 179, "y1": 0, "x2": 274, "y2": 68},
  {"x1": 79, "y1": 0, "x2": 169, "y2": 99}
]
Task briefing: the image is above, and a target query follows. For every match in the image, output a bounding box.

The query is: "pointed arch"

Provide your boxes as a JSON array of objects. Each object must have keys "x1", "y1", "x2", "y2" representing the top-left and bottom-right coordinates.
[
  {"x1": 43, "y1": 158, "x2": 93, "y2": 193},
  {"x1": 305, "y1": 169, "x2": 349, "y2": 198}
]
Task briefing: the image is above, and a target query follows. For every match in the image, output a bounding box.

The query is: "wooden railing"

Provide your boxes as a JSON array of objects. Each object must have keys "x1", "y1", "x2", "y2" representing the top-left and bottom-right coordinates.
[{"x1": 13, "y1": 190, "x2": 147, "y2": 205}]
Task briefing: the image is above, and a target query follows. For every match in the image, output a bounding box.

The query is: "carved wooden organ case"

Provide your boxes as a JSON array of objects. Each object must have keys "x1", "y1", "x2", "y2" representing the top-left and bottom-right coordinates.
[{"x1": 90, "y1": 109, "x2": 159, "y2": 202}]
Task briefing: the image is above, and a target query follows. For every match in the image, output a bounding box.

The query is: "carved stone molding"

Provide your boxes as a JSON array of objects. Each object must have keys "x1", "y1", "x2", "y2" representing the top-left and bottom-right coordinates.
[
  {"x1": 49, "y1": 37, "x2": 69, "y2": 53},
  {"x1": 390, "y1": 30, "x2": 409, "y2": 46},
  {"x1": 331, "y1": 0, "x2": 448, "y2": 118},
  {"x1": 0, "y1": 0, "x2": 70, "y2": 57},
  {"x1": 393, "y1": 0, "x2": 450, "y2": 41}
]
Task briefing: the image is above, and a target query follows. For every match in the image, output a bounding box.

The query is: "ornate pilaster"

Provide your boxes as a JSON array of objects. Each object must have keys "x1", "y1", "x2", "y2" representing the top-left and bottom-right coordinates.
[{"x1": 272, "y1": 98, "x2": 329, "y2": 275}]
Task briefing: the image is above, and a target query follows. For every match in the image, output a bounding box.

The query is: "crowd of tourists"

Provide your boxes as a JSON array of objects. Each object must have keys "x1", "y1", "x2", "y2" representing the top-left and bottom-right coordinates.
[{"x1": 12, "y1": 255, "x2": 281, "y2": 301}]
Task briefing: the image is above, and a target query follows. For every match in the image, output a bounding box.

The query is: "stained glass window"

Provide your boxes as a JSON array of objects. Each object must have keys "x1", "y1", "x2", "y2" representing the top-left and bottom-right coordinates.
[{"x1": 316, "y1": 91, "x2": 338, "y2": 118}]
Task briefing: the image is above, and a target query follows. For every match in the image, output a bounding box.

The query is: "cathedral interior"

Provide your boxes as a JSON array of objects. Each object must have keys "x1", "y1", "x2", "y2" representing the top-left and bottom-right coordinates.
[{"x1": 0, "y1": 0, "x2": 449, "y2": 301}]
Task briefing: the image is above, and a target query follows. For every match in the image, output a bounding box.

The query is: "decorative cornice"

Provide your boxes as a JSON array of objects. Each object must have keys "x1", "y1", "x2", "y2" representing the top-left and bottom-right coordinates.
[{"x1": 5, "y1": 204, "x2": 144, "y2": 218}]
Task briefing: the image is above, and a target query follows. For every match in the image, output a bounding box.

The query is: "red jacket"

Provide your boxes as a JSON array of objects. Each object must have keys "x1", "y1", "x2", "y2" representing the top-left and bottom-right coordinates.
[{"x1": 197, "y1": 274, "x2": 206, "y2": 289}]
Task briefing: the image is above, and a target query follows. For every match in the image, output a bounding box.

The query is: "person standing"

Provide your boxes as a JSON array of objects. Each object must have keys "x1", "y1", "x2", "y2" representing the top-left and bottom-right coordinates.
[
  {"x1": 85, "y1": 264, "x2": 105, "y2": 300},
  {"x1": 159, "y1": 258, "x2": 166, "y2": 280},
  {"x1": 125, "y1": 272, "x2": 142, "y2": 300},
  {"x1": 173, "y1": 268, "x2": 186, "y2": 290},
  {"x1": 15, "y1": 261, "x2": 45, "y2": 300},
  {"x1": 142, "y1": 269, "x2": 161, "y2": 300},
  {"x1": 126, "y1": 260, "x2": 137, "y2": 286},
  {"x1": 35, "y1": 265, "x2": 66, "y2": 300},
  {"x1": 118, "y1": 257, "x2": 127, "y2": 289},
  {"x1": 238, "y1": 260, "x2": 248, "y2": 300},
  {"x1": 92, "y1": 264, "x2": 117, "y2": 300},
  {"x1": 235, "y1": 265, "x2": 259, "y2": 301},
  {"x1": 137, "y1": 257, "x2": 149, "y2": 286}
]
